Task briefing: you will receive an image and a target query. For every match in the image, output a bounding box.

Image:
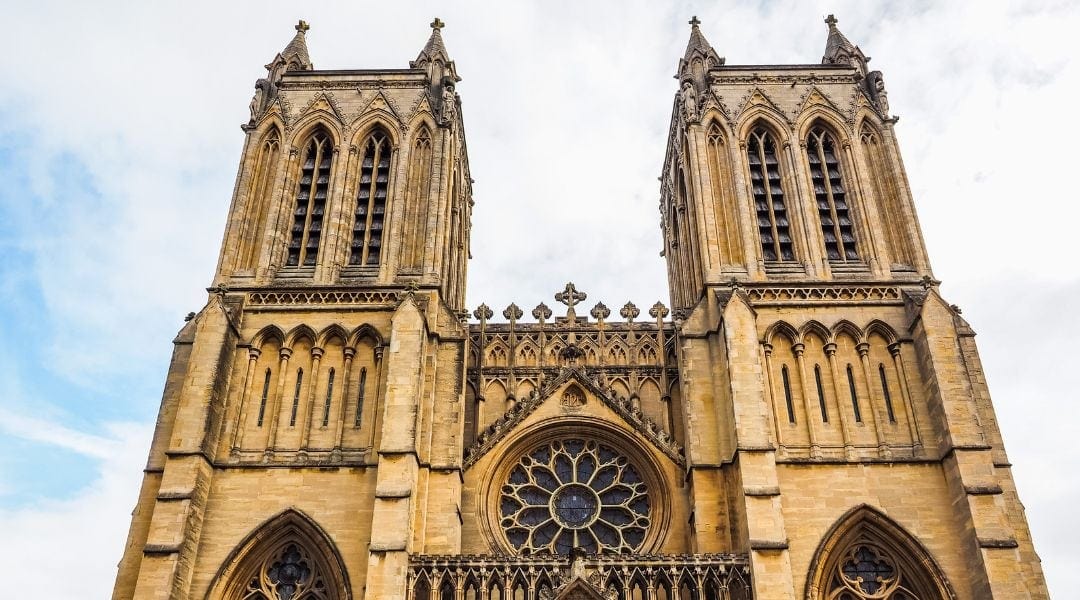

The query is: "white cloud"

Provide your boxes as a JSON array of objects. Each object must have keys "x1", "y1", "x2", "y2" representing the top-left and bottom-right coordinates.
[{"x1": 0, "y1": 420, "x2": 151, "y2": 599}]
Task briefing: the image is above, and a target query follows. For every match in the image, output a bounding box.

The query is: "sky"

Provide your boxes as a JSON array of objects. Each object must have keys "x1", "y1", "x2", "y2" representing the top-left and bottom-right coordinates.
[{"x1": 0, "y1": 0, "x2": 1075, "y2": 597}]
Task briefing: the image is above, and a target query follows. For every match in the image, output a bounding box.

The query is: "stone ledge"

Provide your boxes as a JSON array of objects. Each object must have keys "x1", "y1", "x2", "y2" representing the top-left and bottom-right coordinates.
[
  {"x1": 749, "y1": 539, "x2": 789, "y2": 551},
  {"x1": 143, "y1": 544, "x2": 181, "y2": 555},
  {"x1": 978, "y1": 537, "x2": 1018, "y2": 549},
  {"x1": 744, "y1": 486, "x2": 781, "y2": 497},
  {"x1": 964, "y1": 484, "x2": 1004, "y2": 496}
]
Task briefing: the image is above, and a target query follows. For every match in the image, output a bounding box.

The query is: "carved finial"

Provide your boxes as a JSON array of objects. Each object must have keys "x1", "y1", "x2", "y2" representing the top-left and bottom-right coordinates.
[
  {"x1": 620, "y1": 301, "x2": 640, "y2": 322},
  {"x1": 474, "y1": 303, "x2": 493, "y2": 323},
  {"x1": 825, "y1": 14, "x2": 838, "y2": 29},
  {"x1": 430, "y1": 17, "x2": 445, "y2": 31},
  {"x1": 689, "y1": 15, "x2": 701, "y2": 28},
  {"x1": 532, "y1": 302, "x2": 552, "y2": 322},
  {"x1": 503, "y1": 303, "x2": 523, "y2": 323},
  {"x1": 649, "y1": 302, "x2": 669, "y2": 320},
  {"x1": 591, "y1": 302, "x2": 611, "y2": 321},
  {"x1": 296, "y1": 20, "x2": 310, "y2": 33},
  {"x1": 555, "y1": 282, "x2": 587, "y2": 318}
]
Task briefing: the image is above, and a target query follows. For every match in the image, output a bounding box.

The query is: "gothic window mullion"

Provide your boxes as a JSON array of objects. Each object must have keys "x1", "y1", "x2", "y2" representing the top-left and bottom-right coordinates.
[
  {"x1": 748, "y1": 127, "x2": 794, "y2": 262},
  {"x1": 350, "y1": 132, "x2": 390, "y2": 267},
  {"x1": 286, "y1": 132, "x2": 331, "y2": 268},
  {"x1": 809, "y1": 127, "x2": 859, "y2": 262}
]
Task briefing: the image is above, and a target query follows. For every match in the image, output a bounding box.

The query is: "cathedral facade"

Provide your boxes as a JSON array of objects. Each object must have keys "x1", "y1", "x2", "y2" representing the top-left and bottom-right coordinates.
[{"x1": 112, "y1": 17, "x2": 1049, "y2": 600}]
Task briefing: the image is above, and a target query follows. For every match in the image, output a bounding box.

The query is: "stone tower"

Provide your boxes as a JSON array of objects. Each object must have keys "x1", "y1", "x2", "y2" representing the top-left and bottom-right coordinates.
[
  {"x1": 113, "y1": 16, "x2": 1048, "y2": 600},
  {"x1": 657, "y1": 15, "x2": 1048, "y2": 600},
  {"x1": 112, "y1": 19, "x2": 474, "y2": 600}
]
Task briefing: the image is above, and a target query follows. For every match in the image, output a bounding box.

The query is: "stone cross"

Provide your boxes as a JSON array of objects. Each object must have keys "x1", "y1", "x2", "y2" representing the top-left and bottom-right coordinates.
[
  {"x1": 825, "y1": 14, "x2": 838, "y2": 29},
  {"x1": 296, "y1": 20, "x2": 310, "y2": 33},
  {"x1": 555, "y1": 282, "x2": 587, "y2": 318},
  {"x1": 689, "y1": 15, "x2": 701, "y2": 27},
  {"x1": 532, "y1": 302, "x2": 552, "y2": 324},
  {"x1": 430, "y1": 17, "x2": 445, "y2": 31}
]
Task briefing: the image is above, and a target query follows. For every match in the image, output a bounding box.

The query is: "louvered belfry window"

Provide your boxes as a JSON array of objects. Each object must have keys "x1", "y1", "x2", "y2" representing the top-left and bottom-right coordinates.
[
  {"x1": 351, "y1": 129, "x2": 392, "y2": 266},
  {"x1": 286, "y1": 131, "x2": 332, "y2": 267},
  {"x1": 747, "y1": 127, "x2": 794, "y2": 261},
  {"x1": 807, "y1": 126, "x2": 858, "y2": 261}
]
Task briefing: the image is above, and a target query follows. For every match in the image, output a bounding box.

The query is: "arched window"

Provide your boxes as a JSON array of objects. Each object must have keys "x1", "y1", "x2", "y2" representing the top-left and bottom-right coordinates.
[
  {"x1": 747, "y1": 127, "x2": 794, "y2": 261},
  {"x1": 807, "y1": 126, "x2": 858, "y2": 262},
  {"x1": 206, "y1": 509, "x2": 350, "y2": 600},
  {"x1": 402, "y1": 127, "x2": 434, "y2": 270},
  {"x1": 705, "y1": 122, "x2": 743, "y2": 265},
  {"x1": 286, "y1": 130, "x2": 332, "y2": 267},
  {"x1": 807, "y1": 506, "x2": 955, "y2": 600},
  {"x1": 860, "y1": 123, "x2": 915, "y2": 268},
  {"x1": 242, "y1": 129, "x2": 281, "y2": 269},
  {"x1": 350, "y1": 128, "x2": 392, "y2": 267}
]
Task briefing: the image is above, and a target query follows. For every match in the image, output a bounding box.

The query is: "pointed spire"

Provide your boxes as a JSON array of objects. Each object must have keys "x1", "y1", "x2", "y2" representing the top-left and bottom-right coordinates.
[
  {"x1": 411, "y1": 17, "x2": 460, "y2": 88},
  {"x1": 278, "y1": 20, "x2": 314, "y2": 71},
  {"x1": 412, "y1": 18, "x2": 457, "y2": 75},
  {"x1": 821, "y1": 14, "x2": 868, "y2": 76},
  {"x1": 677, "y1": 16, "x2": 724, "y2": 88}
]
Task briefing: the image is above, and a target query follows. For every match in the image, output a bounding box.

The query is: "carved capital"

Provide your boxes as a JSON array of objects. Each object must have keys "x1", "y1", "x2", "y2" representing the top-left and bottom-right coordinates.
[
  {"x1": 887, "y1": 342, "x2": 902, "y2": 358},
  {"x1": 343, "y1": 347, "x2": 356, "y2": 359},
  {"x1": 311, "y1": 346, "x2": 325, "y2": 359},
  {"x1": 792, "y1": 342, "x2": 805, "y2": 357},
  {"x1": 279, "y1": 347, "x2": 294, "y2": 360},
  {"x1": 855, "y1": 342, "x2": 870, "y2": 357},
  {"x1": 247, "y1": 348, "x2": 262, "y2": 361},
  {"x1": 824, "y1": 342, "x2": 837, "y2": 356}
]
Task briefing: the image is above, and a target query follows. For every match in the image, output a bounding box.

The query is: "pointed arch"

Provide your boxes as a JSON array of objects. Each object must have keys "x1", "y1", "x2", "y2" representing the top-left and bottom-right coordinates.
[
  {"x1": 764, "y1": 320, "x2": 800, "y2": 346},
  {"x1": 806, "y1": 505, "x2": 956, "y2": 600},
  {"x1": 251, "y1": 325, "x2": 286, "y2": 349},
  {"x1": 239, "y1": 126, "x2": 283, "y2": 270},
  {"x1": 704, "y1": 118, "x2": 744, "y2": 266},
  {"x1": 285, "y1": 125, "x2": 336, "y2": 268},
  {"x1": 795, "y1": 108, "x2": 851, "y2": 146},
  {"x1": 401, "y1": 123, "x2": 435, "y2": 270},
  {"x1": 857, "y1": 117, "x2": 915, "y2": 269},
  {"x1": 805, "y1": 119, "x2": 859, "y2": 262},
  {"x1": 349, "y1": 323, "x2": 385, "y2": 348},
  {"x1": 743, "y1": 119, "x2": 795, "y2": 262},
  {"x1": 800, "y1": 320, "x2": 832, "y2": 345},
  {"x1": 864, "y1": 320, "x2": 898, "y2": 345},
  {"x1": 831, "y1": 320, "x2": 865, "y2": 345},
  {"x1": 317, "y1": 324, "x2": 349, "y2": 349},
  {"x1": 284, "y1": 324, "x2": 318, "y2": 348},
  {"x1": 206, "y1": 508, "x2": 351, "y2": 600},
  {"x1": 349, "y1": 125, "x2": 394, "y2": 267}
]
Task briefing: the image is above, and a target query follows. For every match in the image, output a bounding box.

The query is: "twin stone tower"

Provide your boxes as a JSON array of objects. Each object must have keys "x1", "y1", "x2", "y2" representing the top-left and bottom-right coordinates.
[{"x1": 113, "y1": 17, "x2": 1049, "y2": 600}]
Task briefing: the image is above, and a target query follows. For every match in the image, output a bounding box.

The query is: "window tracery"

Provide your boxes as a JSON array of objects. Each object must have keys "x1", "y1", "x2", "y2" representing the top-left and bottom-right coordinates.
[
  {"x1": 500, "y1": 438, "x2": 651, "y2": 555},
  {"x1": 826, "y1": 543, "x2": 920, "y2": 599},
  {"x1": 807, "y1": 126, "x2": 858, "y2": 261},
  {"x1": 286, "y1": 131, "x2": 332, "y2": 267},
  {"x1": 747, "y1": 127, "x2": 794, "y2": 261},
  {"x1": 350, "y1": 129, "x2": 392, "y2": 267},
  {"x1": 242, "y1": 130, "x2": 281, "y2": 269},
  {"x1": 705, "y1": 122, "x2": 743, "y2": 265},
  {"x1": 242, "y1": 543, "x2": 331, "y2": 600}
]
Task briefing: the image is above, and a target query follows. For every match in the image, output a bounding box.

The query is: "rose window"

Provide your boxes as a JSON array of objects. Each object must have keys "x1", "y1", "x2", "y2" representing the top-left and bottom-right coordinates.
[{"x1": 499, "y1": 439, "x2": 650, "y2": 555}]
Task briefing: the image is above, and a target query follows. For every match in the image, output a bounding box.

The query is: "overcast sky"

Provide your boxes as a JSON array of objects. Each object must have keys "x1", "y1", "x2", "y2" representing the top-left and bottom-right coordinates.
[{"x1": 0, "y1": 1, "x2": 1075, "y2": 597}]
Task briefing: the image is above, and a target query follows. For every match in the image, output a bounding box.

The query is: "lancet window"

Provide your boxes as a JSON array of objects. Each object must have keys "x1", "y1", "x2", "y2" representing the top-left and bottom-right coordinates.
[
  {"x1": 242, "y1": 130, "x2": 281, "y2": 269},
  {"x1": 705, "y1": 122, "x2": 743, "y2": 265},
  {"x1": 286, "y1": 130, "x2": 332, "y2": 267},
  {"x1": 747, "y1": 127, "x2": 794, "y2": 261},
  {"x1": 402, "y1": 127, "x2": 434, "y2": 270},
  {"x1": 807, "y1": 126, "x2": 858, "y2": 261},
  {"x1": 350, "y1": 129, "x2": 392, "y2": 267}
]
